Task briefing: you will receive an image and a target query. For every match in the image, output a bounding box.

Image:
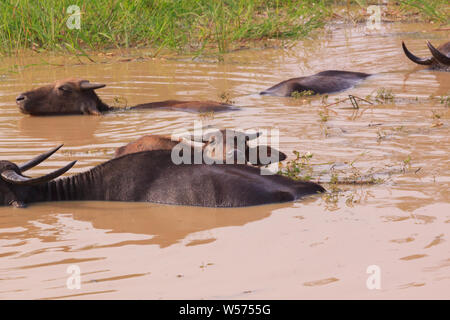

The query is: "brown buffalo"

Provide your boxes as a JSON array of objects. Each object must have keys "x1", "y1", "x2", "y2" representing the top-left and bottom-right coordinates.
[
  {"x1": 15, "y1": 78, "x2": 237, "y2": 115},
  {"x1": 402, "y1": 41, "x2": 450, "y2": 71},
  {"x1": 115, "y1": 129, "x2": 287, "y2": 166}
]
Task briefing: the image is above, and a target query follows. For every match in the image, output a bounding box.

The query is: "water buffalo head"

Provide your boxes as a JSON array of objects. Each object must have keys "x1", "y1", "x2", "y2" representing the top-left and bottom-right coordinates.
[
  {"x1": 16, "y1": 79, "x2": 109, "y2": 115},
  {"x1": 0, "y1": 145, "x2": 76, "y2": 207},
  {"x1": 115, "y1": 130, "x2": 287, "y2": 166},
  {"x1": 197, "y1": 129, "x2": 287, "y2": 165},
  {"x1": 402, "y1": 41, "x2": 450, "y2": 71}
]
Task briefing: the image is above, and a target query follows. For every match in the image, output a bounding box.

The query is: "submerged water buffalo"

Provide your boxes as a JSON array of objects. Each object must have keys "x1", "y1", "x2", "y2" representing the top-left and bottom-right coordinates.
[
  {"x1": 260, "y1": 70, "x2": 371, "y2": 97},
  {"x1": 402, "y1": 41, "x2": 450, "y2": 71},
  {"x1": 114, "y1": 129, "x2": 287, "y2": 166},
  {"x1": 0, "y1": 146, "x2": 324, "y2": 208},
  {"x1": 15, "y1": 79, "x2": 236, "y2": 115}
]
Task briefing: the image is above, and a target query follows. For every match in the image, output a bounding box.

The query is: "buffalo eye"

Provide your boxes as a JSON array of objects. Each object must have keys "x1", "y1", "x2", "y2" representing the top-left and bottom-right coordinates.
[{"x1": 58, "y1": 85, "x2": 72, "y2": 93}]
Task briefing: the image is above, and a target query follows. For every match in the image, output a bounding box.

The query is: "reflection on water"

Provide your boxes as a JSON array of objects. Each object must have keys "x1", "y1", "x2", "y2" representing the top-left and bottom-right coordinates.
[
  {"x1": 0, "y1": 22, "x2": 449, "y2": 299},
  {"x1": 1, "y1": 202, "x2": 277, "y2": 248}
]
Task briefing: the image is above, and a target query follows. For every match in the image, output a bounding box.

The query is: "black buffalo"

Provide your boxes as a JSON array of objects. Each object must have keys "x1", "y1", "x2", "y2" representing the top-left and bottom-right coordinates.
[
  {"x1": 15, "y1": 79, "x2": 236, "y2": 115},
  {"x1": 0, "y1": 146, "x2": 324, "y2": 208},
  {"x1": 260, "y1": 70, "x2": 371, "y2": 97},
  {"x1": 402, "y1": 41, "x2": 450, "y2": 71}
]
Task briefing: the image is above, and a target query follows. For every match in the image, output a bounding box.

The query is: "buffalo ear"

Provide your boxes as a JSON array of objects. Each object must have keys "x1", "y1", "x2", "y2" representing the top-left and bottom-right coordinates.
[
  {"x1": 277, "y1": 149, "x2": 287, "y2": 162},
  {"x1": 247, "y1": 146, "x2": 286, "y2": 166},
  {"x1": 10, "y1": 200, "x2": 27, "y2": 208}
]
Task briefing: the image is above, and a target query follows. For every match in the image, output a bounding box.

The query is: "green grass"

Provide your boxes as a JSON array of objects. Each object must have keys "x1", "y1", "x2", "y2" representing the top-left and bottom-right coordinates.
[
  {"x1": 0, "y1": 0, "x2": 331, "y2": 55},
  {"x1": 399, "y1": 0, "x2": 449, "y2": 23},
  {"x1": 346, "y1": 0, "x2": 448, "y2": 23},
  {"x1": 0, "y1": 0, "x2": 448, "y2": 56}
]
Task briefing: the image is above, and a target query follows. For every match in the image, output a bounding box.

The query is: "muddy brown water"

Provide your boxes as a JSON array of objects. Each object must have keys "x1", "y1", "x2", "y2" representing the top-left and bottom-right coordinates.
[{"x1": 0, "y1": 23, "x2": 449, "y2": 299}]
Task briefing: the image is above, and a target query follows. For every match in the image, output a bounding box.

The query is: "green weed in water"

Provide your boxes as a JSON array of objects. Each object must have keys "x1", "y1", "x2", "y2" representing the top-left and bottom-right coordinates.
[
  {"x1": 291, "y1": 90, "x2": 315, "y2": 99},
  {"x1": 318, "y1": 111, "x2": 329, "y2": 122},
  {"x1": 375, "y1": 87, "x2": 395, "y2": 103},
  {"x1": 438, "y1": 95, "x2": 449, "y2": 107},
  {"x1": 218, "y1": 92, "x2": 235, "y2": 105}
]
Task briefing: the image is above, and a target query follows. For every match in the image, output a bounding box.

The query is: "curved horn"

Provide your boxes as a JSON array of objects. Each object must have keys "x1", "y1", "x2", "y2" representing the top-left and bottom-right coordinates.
[
  {"x1": 402, "y1": 41, "x2": 433, "y2": 65},
  {"x1": 80, "y1": 81, "x2": 106, "y2": 90},
  {"x1": 1, "y1": 161, "x2": 76, "y2": 185},
  {"x1": 19, "y1": 145, "x2": 64, "y2": 172},
  {"x1": 427, "y1": 41, "x2": 450, "y2": 65}
]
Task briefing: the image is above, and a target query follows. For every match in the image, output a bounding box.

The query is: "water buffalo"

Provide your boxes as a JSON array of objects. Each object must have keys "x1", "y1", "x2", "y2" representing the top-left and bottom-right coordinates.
[
  {"x1": 0, "y1": 146, "x2": 324, "y2": 208},
  {"x1": 402, "y1": 41, "x2": 450, "y2": 71},
  {"x1": 114, "y1": 129, "x2": 287, "y2": 166},
  {"x1": 260, "y1": 70, "x2": 371, "y2": 97},
  {"x1": 15, "y1": 79, "x2": 236, "y2": 115}
]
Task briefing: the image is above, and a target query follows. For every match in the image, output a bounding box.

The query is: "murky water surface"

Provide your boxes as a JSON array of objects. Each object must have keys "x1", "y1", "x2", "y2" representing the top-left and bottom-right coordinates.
[{"x1": 0, "y1": 23, "x2": 448, "y2": 299}]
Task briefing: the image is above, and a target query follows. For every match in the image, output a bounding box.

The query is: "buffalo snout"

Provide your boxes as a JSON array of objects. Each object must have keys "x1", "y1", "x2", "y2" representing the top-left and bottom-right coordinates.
[
  {"x1": 15, "y1": 93, "x2": 31, "y2": 114},
  {"x1": 16, "y1": 94, "x2": 26, "y2": 104}
]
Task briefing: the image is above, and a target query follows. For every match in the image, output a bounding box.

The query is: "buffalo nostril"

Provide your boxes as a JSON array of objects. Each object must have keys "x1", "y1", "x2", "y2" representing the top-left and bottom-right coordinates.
[{"x1": 16, "y1": 94, "x2": 26, "y2": 103}]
